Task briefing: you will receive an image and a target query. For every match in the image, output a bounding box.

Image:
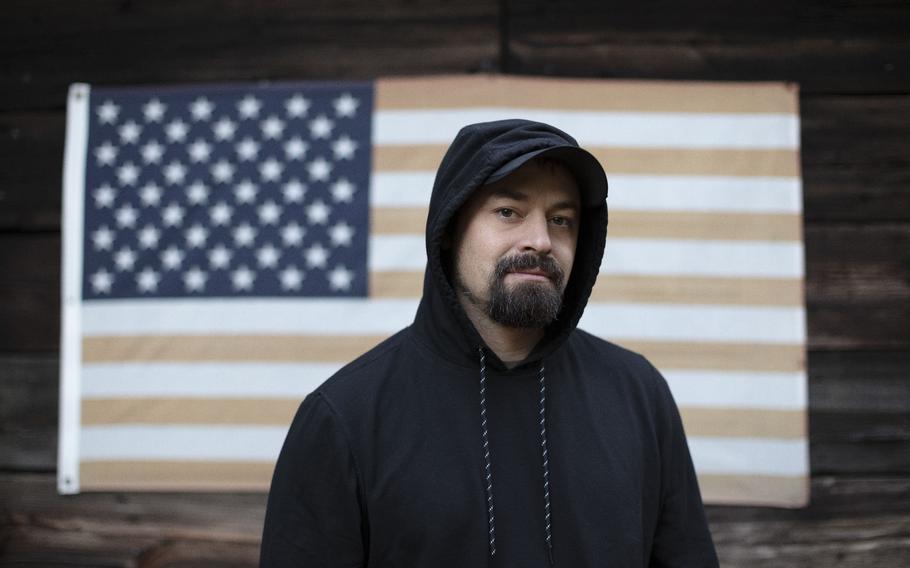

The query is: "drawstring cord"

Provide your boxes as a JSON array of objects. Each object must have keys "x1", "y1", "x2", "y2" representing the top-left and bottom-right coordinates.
[
  {"x1": 478, "y1": 347, "x2": 555, "y2": 565},
  {"x1": 479, "y1": 347, "x2": 496, "y2": 557}
]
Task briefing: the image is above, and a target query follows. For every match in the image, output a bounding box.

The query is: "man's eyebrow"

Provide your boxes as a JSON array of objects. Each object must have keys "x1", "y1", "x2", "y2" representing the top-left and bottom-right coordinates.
[
  {"x1": 551, "y1": 199, "x2": 580, "y2": 212},
  {"x1": 489, "y1": 188, "x2": 528, "y2": 201}
]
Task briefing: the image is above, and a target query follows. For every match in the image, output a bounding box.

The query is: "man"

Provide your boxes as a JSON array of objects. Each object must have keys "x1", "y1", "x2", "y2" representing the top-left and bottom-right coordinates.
[{"x1": 261, "y1": 119, "x2": 718, "y2": 567}]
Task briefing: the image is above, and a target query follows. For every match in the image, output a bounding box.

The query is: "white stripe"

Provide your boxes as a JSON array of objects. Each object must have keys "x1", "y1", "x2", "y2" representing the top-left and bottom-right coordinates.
[
  {"x1": 82, "y1": 362, "x2": 341, "y2": 398},
  {"x1": 83, "y1": 299, "x2": 802, "y2": 344},
  {"x1": 371, "y1": 172, "x2": 803, "y2": 213},
  {"x1": 579, "y1": 304, "x2": 805, "y2": 344},
  {"x1": 664, "y1": 371, "x2": 807, "y2": 409},
  {"x1": 374, "y1": 109, "x2": 799, "y2": 149},
  {"x1": 82, "y1": 298, "x2": 419, "y2": 335},
  {"x1": 81, "y1": 425, "x2": 285, "y2": 461},
  {"x1": 59, "y1": 83, "x2": 91, "y2": 495},
  {"x1": 369, "y1": 235, "x2": 805, "y2": 278},
  {"x1": 689, "y1": 437, "x2": 809, "y2": 476}
]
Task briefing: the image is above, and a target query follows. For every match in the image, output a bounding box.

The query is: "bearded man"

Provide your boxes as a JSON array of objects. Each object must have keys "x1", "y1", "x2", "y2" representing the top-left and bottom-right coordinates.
[{"x1": 261, "y1": 119, "x2": 718, "y2": 567}]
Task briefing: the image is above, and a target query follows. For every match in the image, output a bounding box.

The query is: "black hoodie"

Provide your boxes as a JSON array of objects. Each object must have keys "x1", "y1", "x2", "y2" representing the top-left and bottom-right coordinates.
[{"x1": 260, "y1": 120, "x2": 719, "y2": 567}]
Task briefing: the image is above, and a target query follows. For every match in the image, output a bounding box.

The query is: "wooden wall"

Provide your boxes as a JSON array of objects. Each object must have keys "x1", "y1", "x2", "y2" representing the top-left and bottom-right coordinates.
[{"x1": 2, "y1": 1, "x2": 909, "y2": 565}]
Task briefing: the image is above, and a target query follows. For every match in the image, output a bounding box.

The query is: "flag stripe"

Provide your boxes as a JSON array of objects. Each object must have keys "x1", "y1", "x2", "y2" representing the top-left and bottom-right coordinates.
[
  {"x1": 696, "y1": 474, "x2": 808, "y2": 507},
  {"x1": 372, "y1": 172, "x2": 803, "y2": 213},
  {"x1": 80, "y1": 425, "x2": 806, "y2": 475},
  {"x1": 374, "y1": 109, "x2": 798, "y2": 149},
  {"x1": 81, "y1": 398, "x2": 805, "y2": 439},
  {"x1": 373, "y1": 145, "x2": 800, "y2": 177},
  {"x1": 81, "y1": 364, "x2": 806, "y2": 410},
  {"x1": 376, "y1": 76, "x2": 799, "y2": 114},
  {"x1": 370, "y1": 235, "x2": 804, "y2": 278},
  {"x1": 370, "y1": 272, "x2": 804, "y2": 306},
  {"x1": 372, "y1": 207, "x2": 802, "y2": 241},
  {"x1": 82, "y1": 336, "x2": 803, "y2": 372},
  {"x1": 81, "y1": 301, "x2": 804, "y2": 343}
]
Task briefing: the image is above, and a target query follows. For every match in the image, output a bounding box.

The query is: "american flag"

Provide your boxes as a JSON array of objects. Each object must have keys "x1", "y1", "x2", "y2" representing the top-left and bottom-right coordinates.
[{"x1": 61, "y1": 76, "x2": 808, "y2": 507}]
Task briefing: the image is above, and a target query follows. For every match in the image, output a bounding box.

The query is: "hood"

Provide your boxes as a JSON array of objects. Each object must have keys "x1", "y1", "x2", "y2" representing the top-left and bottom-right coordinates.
[{"x1": 411, "y1": 119, "x2": 609, "y2": 371}]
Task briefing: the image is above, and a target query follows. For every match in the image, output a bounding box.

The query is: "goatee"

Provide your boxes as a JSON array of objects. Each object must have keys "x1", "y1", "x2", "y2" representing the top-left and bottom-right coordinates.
[{"x1": 479, "y1": 253, "x2": 566, "y2": 328}]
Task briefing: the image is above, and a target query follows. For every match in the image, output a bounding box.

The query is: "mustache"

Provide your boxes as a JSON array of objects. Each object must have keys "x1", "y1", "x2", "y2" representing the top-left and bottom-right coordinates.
[{"x1": 493, "y1": 253, "x2": 565, "y2": 285}]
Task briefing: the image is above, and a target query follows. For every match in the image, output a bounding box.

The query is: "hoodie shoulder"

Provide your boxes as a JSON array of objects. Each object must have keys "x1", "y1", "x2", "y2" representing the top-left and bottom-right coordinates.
[{"x1": 570, "y1": 328, "x2": 659, "y2": 377}]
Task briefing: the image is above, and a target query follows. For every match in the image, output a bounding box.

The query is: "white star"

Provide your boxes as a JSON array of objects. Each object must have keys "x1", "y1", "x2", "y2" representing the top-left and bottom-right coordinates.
[
  {"x1": 190, "y1": 97, "x2": 214, "y2": 121},
  {"x1": 208, "y1": 244, "x2": 233, "y2": 269},
  {"x1": 118, "y1": 120, "x2": 141, "y2": 144},
  {"x1": 233, "y1": 223, "x2": 257, "y2": 247},
  {"x1": 140, "y1": 182, "x2": 163, "y2": 207},
  {"x1": 188, "y1": 139, "x2": 212, "y2": 163},
  {"x1": 209, "y1": 201, "x2": 233, "y2": 226},
  {"x1": 162, "y1": 202, "x2": 185, "y2": 227},
  {"x1": 93, "y1": 184, "x2": 116, "y2": 208},
  {"x1": 331, "y1": 135, "x2": 358, "y2": 160},
  {"x1": 186, "y1": 181, "x2": 209, "y2": 205},
  {"x1": 115, "y1": 204, "x2": 138, "y2": 228},
  {"x1": 282, "y1": 179, "x2": 306, "y2": 203},
  {"x1": 258, "y1": 200, "x2": 282, "y2": 225},
  {"x1": 97, "y1": 101, "x2": 120, "y2": 125},
  {"x1": 165, "y1": 119, "x2": 189, "y2": 143},
  {"x1": 238, "y1": 95, "x2": 263, "y2": 119},
  {"x1": 140, "y1": 140, "x2": 165, "y2": 164},
  {"x1": 281, "y1": 222, "x2": 305, "y2": 247},
  {"x1": 160, "y1": 246, "x2": 185, "y2": 270},
  {"x1": 138, "y1": 225, "x2": 161, "y2": 249},
  {"x1": 309, "y1": 114, "x2": 334, "y2": 139},
  {"x1": 333, "y1": 93, "x2": 359, "y2": 118},
  {"x1": 231, "y1": 265, "x2": 256, "y2": 291},
  {"x1": 136, "y1": 267, "x2": 161, "y2": 293},
  {"x1": 94, "y1": 141, "x2": 118, "y2": 166},
  {"x1": 328, "y1": 221, "x2": 355, "y2": 247},
  {"x1": 327, "y1": 265, "x2": 354, "y2": 291},
  {"x1": 211, "y1": 159, "x2": 236, "y2": 183},
  {"x1": 283, "y1": 137, "x2": 308, "y2": 160},
  {"x1": 236, "y1": 137, "x2": 260, "y2": 161},
  {"x1": 256, "y1": 243, "x2": 281, "y2": 268},
  {"x1": 259, "y1": 158, "x2": 283, "y2": 182},
  {"x1": 261, "y1": 115, "x2": 285, "y2": 139},
  {"x1": 285, "y1": 94, "x2": 310, "y2": 118},
  {"x1": 183, "y1": 266, "x2": 208, "y2": 292},
  {"x1": 233, "y1": 179, "x2": 258, "y2": 203},
  {"x1": 307, "y1": 156, "x2": 332, "y2": 182},
  {"x1": 143, "y1": 98, "x2": 167, "y2": 122},
  {"x1": 163, "y1": 160, "x2": 187, "y2": 185},
  {"x1": 116, "y1": 162, "x2": 140, "y2": 186},
  {"x1": 306, "y1": 199, "x2": 331, "y2": 225},
  {"x1": 213, "y1": 117, "x2": 237, "y2": 141},
  {"x1": 330, "y1": 178, "x2": 356, "y2": 203},
  {"x1": 279, "y1": 265, "x2": 304, "y2": 290},
  {"x1": 92, "y1": 226, "x2": 115, "y2": 251},
  {"x1": 304, "y1": 242, "x2": 329, "y2": 269},
  {"x1": 90, "y1": 268, "x2": 114, "y2": 294},
  {"x1": 113, "y1": 247, "x2": 136, "y2": 271},
  {"x1": 185, "y1": 224, "x2": 209, "y2": 248}
]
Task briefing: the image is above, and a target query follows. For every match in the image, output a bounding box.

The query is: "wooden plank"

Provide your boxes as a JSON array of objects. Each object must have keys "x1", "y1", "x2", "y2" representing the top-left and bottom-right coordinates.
[
  {"x1": 1, "y1": 0, "x2": 500, "y2": 111},
  {"x1": 2, "y1": 473, "x2": 909, "y2": 565},
  {"x1": 0, "y1": 355, "x2": 58, "y2": 470},
  {"x1": 506, "y1": 1, "x2": 910, "y2": 94},
  {"x1": 0, "y1": 234, "x2": 60, "y2": 352}
]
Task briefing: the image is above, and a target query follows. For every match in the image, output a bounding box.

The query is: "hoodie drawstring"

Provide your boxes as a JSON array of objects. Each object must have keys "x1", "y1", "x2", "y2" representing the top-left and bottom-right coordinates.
[{"x1": 478, "y1": 347, "x2": 555, "y2": 565}]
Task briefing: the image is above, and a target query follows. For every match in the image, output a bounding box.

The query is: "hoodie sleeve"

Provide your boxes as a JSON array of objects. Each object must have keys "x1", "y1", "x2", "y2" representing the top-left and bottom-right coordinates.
[
  {"x1": 260, "y1": 392, "x2": 366, "y2": 568},
  {"x1": 648, "y1": 366, "x2": 719, "y2": 568}
]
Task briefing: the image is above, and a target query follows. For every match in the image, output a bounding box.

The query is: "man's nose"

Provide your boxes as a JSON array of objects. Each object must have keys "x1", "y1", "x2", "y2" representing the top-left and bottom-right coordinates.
[{"x1": 519, "y1": 214, "x2": 552, "y2": 254}]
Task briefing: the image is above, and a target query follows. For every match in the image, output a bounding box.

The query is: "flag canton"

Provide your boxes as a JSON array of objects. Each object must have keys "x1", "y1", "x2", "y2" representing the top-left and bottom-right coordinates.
[{"x1": 82, "y1": 83, "x2": 373, "y2": 299}]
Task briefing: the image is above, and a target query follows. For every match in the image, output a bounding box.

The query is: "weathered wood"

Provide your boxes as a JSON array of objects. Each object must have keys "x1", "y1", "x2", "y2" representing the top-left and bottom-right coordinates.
[
  {"x1": 2, "y1": 0, "x2": 500, "y2": 111},
  {"x1": 0, "y1": 234, "x2": 60, "y2": 353},
  {"x1": 2, "y1": 473, "x2": 909, "y2": 566},
  {"x1": 0, "y1": 355, "x2": 58, "y2": 471},
  {"x1": 506, "y1": 0, "x2": 910, "y2": 94}
]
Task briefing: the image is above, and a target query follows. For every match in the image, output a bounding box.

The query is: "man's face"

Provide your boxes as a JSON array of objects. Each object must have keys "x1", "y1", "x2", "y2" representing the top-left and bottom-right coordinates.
[{"x1": 450, "y1": 159, "x2": 581, "y2": 329}]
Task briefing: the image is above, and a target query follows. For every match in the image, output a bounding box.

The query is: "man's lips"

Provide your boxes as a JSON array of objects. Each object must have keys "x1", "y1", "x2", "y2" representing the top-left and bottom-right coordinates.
[{"x1": 507, "y1": 269, "x2": 552, "y2": 281}]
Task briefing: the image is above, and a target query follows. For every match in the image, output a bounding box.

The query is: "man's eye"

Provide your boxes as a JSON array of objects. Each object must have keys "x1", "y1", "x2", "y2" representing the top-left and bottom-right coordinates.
[
  {"x1": 551, "y1": 216, "x2": 571, "y2": 227},
  {"x1": 497, "y1": 208, "x2": 516, "y2": 218}
]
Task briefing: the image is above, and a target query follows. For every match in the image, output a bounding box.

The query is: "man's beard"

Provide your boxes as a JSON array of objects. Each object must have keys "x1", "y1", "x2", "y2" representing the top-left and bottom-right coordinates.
[{"x1": 461, "y1": 253, "x2": 566, "y2": 329}]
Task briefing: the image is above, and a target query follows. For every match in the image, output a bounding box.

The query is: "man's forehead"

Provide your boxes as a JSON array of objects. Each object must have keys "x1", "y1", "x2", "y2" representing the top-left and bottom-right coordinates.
[{"x1": 478, "y1": 159, "x2": 581, "y2": 205}]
